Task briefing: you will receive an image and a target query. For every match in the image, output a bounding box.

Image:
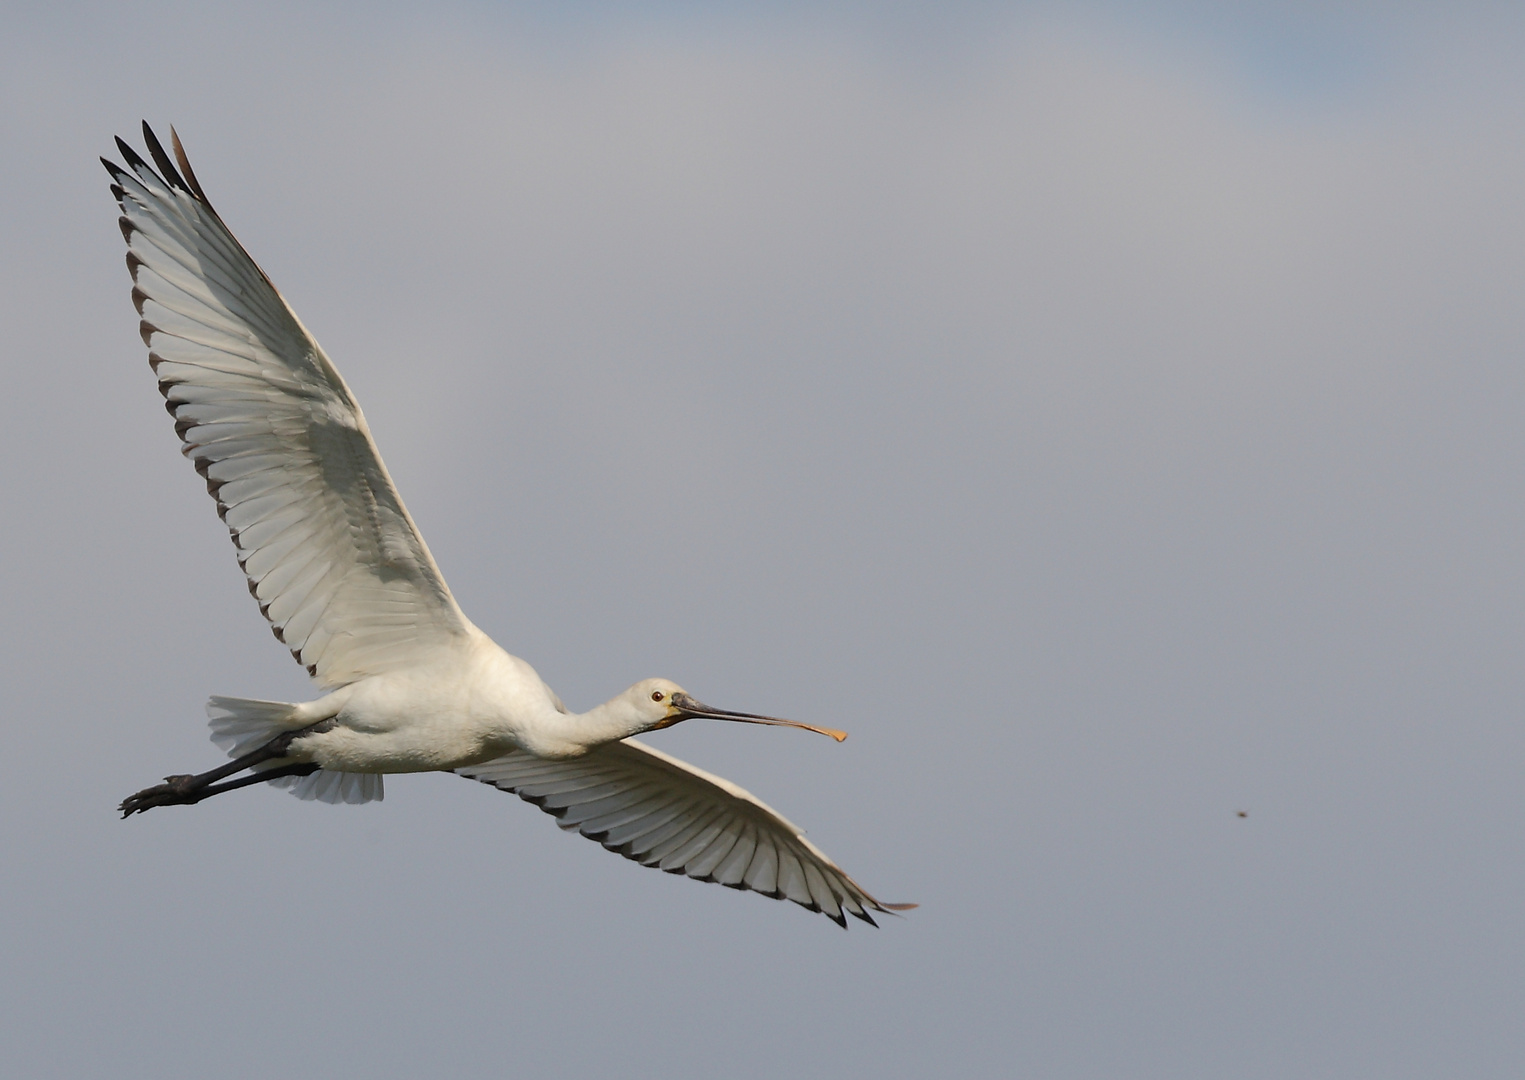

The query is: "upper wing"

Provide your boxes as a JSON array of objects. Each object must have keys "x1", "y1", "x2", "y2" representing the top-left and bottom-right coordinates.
[
  {"x1": 104, "y1": 124, "x2": 473, "y2": 689},
  {"x1": 456, "y1": 738, "x2": 914, "y2": 927}
]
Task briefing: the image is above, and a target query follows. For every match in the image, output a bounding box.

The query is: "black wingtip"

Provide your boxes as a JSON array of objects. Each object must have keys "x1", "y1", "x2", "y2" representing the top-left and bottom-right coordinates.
[
  {"x1": 114, "y1": 134, "x2": 152, "y2": 178},
  {"x1": 169, "y1": 127, "x2": 212, "y2": 206},
  {"x1": 142, "y1": 121, "x2": 190, "y2": 192}
]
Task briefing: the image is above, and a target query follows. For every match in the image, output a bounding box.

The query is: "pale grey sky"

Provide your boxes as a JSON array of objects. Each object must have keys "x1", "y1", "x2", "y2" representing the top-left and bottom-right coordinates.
[{"x1": 4, "y1": 4, "x2": 1525, "y2": 1077}]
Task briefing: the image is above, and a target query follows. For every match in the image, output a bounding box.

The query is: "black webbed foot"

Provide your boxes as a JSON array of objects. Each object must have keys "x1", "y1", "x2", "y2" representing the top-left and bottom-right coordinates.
[
  {"x1": 117, "y1": 721, "x2": 335, "y2": 817},
  {"x1": 119, "y1": 774, "x2": 205, "y2": 816}
]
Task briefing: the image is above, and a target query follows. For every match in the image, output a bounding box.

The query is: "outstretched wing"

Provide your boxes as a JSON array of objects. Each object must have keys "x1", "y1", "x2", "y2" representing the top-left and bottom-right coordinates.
[
  {"x1": 457, "y1": 739, "x2": 914, "y2": 927},
  {"x1": 104, "y1": 124, "x2": 473, "y2": 689}
]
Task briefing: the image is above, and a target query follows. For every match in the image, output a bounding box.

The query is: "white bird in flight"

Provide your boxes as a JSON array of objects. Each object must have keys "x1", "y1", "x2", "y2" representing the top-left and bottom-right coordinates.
[{"x1": 105, "y1": 124, "x2": 912, "y2": 927}]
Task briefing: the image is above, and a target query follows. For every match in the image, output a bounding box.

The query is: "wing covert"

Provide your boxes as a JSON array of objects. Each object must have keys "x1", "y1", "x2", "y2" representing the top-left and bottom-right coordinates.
[
  {"x1": 105, "y1": 124, "x2": 472, "y2": 688},
  {"x1": 456, "y1": 738, "x2": 914, "y2": 927}
]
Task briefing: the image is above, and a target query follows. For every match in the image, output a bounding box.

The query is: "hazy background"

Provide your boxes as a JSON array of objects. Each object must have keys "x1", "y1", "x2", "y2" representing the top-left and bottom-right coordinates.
[{"x1": 3, "y1": 3, "x2": 1524, "y2": 1076}]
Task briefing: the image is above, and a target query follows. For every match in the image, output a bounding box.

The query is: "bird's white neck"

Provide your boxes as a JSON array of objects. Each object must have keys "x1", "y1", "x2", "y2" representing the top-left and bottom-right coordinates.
[{"x1": 516, "y1": 694, "x2": 655, "y2": 759}]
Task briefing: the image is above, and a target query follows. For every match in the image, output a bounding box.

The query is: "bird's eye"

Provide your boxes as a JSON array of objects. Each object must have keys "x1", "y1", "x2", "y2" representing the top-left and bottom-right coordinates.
[{"x1": 651, "y1": 690, "x2": 664, "y2": 702}]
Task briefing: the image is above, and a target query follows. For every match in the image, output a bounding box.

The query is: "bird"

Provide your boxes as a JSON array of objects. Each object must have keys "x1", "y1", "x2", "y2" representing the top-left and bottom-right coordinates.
[{"x1": 104, "y1": 123, "x2": 913, "y2": 928}]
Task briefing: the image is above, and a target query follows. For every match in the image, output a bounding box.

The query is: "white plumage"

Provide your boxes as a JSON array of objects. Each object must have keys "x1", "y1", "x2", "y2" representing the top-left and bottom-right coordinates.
[{"x1": 107, "y1": 124, "x2": 911, "y2": 927}]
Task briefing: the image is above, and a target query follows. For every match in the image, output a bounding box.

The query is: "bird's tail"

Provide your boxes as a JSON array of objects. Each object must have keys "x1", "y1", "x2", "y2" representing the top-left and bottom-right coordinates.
[
  {"x1": 207, "y1": 695, "x2": 303, "y2": 757},
  {"x1": 206, "y1": 696, "x2": 384, "y2": 805}
]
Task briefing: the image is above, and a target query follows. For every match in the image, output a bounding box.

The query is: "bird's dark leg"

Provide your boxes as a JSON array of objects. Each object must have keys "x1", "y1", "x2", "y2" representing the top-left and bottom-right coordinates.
[{"x1": 118, "y1": 721, "x2": 333, "y2": 817}]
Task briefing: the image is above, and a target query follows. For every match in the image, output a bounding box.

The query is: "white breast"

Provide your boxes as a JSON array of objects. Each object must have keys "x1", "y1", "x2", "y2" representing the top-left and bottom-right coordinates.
[{"x1": 292, "y1": 634, "x2": 562, "y2": 773}]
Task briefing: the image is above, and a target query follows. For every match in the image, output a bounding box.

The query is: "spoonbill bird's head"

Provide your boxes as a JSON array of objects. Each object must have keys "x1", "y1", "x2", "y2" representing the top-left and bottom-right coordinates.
[{"x1": 624, "y1": 678, "x2": 848, "y2": 741}]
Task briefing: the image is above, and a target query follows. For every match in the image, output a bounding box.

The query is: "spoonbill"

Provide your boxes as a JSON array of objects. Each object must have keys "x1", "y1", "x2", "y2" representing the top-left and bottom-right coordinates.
[{"x1": 105, "y1": 124, "x2": 912, "y2": 927}]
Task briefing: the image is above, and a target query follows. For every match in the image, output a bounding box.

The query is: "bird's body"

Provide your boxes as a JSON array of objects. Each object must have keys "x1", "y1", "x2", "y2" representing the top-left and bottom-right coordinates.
[
  {"x1": 105, "y1": 124, "x2": 910, "y2": 927},
  {"x1": 237, "y1": 647, "x2": 677, "y2": 772},
  {"x1": 256, "y1": 637, "x2": 552, "y2": 773}
]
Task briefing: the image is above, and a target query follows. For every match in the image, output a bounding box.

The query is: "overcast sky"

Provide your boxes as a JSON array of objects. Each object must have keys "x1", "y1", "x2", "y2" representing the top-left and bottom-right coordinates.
[{"x1": 4, "y1": 3, "x2": 1525, "y2": 1077}]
